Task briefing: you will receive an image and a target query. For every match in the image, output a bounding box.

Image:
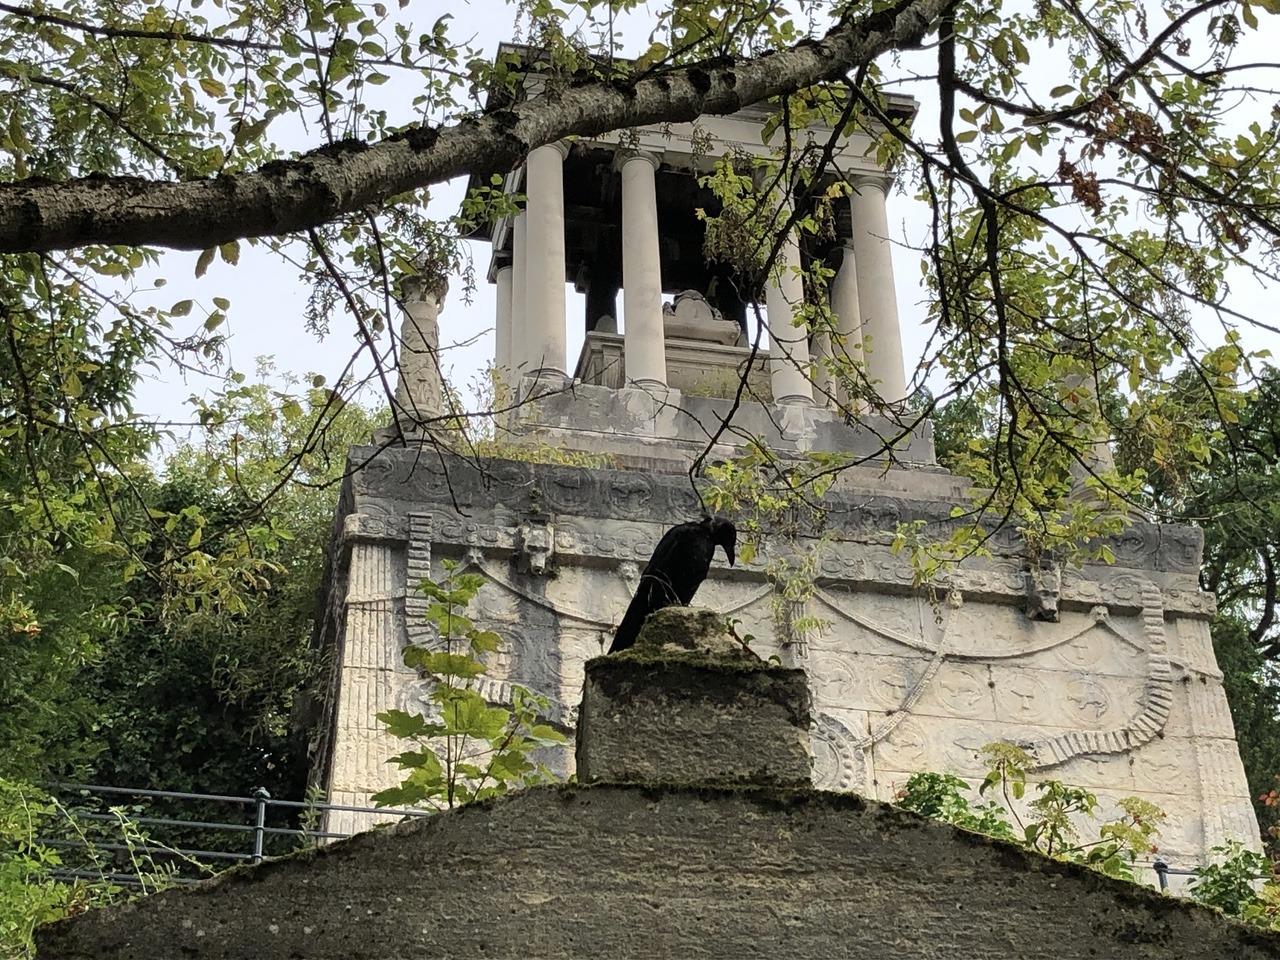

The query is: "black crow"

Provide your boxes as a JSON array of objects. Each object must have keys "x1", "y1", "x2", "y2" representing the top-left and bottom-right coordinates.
[{"x1": 609, "y1": 516, "x2": 737, "y2": 653}]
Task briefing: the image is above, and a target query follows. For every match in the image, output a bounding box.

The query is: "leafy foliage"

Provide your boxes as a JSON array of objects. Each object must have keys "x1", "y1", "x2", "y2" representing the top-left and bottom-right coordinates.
[
  {"x1": 0, "y1": 778, "x2": 203, "y2": 959},
  {"x1": 1188, "y1": 841, "x2": 1277, "y2": 920},
  {"x1": 897, "y1": 743, "x2": 1164, "y2": 881},
  {"x1": 374, "y1": 561, "x2": 565, "y2": 811}
]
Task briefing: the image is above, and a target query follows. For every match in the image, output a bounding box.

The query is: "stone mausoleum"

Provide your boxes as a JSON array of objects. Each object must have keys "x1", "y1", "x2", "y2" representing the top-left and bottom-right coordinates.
[{"x1": 310, "y1": 45, "x2": 1259, "y2": 877}]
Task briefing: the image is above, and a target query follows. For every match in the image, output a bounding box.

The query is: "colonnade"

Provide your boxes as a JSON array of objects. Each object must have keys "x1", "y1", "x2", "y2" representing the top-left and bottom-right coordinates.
[{"x1": 493, "y1": 144, "x2": 909, "y2": 407}]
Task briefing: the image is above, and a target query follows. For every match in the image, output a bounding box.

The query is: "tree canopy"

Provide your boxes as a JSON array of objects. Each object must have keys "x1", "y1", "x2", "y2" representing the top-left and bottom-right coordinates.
[
  {"x1": 2, "y1": 0, "x2": 1278, "y2": 515},
  {"x1": 4, "y1": 0, "x2": 1280, "y2": 713}
]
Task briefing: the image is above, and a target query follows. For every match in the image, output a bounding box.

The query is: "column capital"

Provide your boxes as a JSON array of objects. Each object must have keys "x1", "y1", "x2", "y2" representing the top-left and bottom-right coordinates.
[
  {"x1": 617, "y1": 149, "x2": 662, "y2": 172},
  {"x1": 400, "y1": 272, "x2": 448, "y2": 306},
  {"x1": 531, "y1": 140, "x2": 571, "y2": 160},
  {"x1": 849, "y1": 173, "x2": 892, "y2": 193}
]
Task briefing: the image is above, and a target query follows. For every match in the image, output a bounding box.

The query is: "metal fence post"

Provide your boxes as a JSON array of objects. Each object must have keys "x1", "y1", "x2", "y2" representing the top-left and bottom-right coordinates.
[
  {"x1": 252, "y1": 787, "x2": 270, "y2": 863},
  {"x1": 1153, "y1": 858, "x2": 1169, "y2": 892}
]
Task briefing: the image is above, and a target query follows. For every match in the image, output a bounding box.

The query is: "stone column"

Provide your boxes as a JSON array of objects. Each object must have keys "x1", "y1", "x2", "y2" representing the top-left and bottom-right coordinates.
[
  {"x1": 851, "y1": 176, "x2": 908, "y2": 404},
  {"x1": 620, "y1": 151, "x2": 667, "y2": 389},
  {"x1": 391, "y1": 275, "x2": 447, "y2": 431},
  {"x1": 524, "y1": 143, "x2": 569, "y2": 380},
  {"x1": 831, "y1": 242, "x2": 866, "y2": 414},
  {"x1": 510, "y1": 209, "x2": 528, "y2": 376},
  {"x1": 765, "y1": 203, "x2": 813, "y2": 405},
  {"x1": 811, "y1": 329, "x2": 833, "y2": 407},
  {"x1": 494, "y1": 260, "x2": 514, "y2": 385}
]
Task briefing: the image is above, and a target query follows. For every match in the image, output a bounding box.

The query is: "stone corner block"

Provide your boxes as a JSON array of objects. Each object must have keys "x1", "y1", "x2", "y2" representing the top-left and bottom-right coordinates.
[{"x1": 575, "y1": 631, "x2": 812, "y2": 788}]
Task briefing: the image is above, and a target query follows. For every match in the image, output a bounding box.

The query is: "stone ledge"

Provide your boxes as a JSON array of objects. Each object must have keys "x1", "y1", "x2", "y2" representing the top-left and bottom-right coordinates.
[{"x1": 36, "y1": 785, "x2": 1280, "y2": 960}]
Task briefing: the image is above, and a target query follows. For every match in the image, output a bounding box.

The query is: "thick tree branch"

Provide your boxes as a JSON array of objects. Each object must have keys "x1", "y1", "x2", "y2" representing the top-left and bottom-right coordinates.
[{"x1": 0, "y1": 0, "x2": 947, "y2": 254}]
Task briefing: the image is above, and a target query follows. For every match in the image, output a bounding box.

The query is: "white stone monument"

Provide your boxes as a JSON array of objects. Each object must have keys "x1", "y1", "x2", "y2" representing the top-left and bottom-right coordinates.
[{"x1": 316, "y1": 44, "x2": 1258, "y2": 881}]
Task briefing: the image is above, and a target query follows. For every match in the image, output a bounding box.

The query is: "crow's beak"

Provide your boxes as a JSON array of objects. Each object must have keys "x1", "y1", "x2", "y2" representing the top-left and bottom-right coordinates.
[{"x1": 726, "y1": 545, "x2": 736, "y2": 567}]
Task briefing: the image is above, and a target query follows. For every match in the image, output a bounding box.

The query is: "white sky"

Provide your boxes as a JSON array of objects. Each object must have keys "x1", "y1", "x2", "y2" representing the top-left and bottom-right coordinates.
[{"x1": 128, "y1": 0, "x2": 1280, "y2": 428}]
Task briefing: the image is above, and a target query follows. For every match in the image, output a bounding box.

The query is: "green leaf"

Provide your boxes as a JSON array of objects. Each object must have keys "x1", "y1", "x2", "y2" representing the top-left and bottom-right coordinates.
[
  {"x1": 487, "y1": 751, "x2": 533, "y2": 782},
  {"x1": 527, "y1": 723, "x2": 567, "y2": 745},
  {"x1": 8, "y1": 110, "x2": 30, "y2": 152},
  {"x1": 199, "y1": 76, "x2": 227, "y2": 98},
  {"x1": 195, "y1": 248, "x2": 216, "y2": 278},
  {"x1": 219, "y1": 241, "x2": 241, "y2": 266},
  {"x1": 403, "y1": 649, "x2": 487, "y2": 679},
  {"x1": 446, "y1": 695, "x2": 509, "y2": 740},
  {"x1": 389, "y1": 749, "x2": 443, "y2": 779},
  {"x1": 377, "y1": 708, "x2": 432, "y2": 738},
  {"x1": 470, "y1": 629, "x2": 502, "y2": 654}
]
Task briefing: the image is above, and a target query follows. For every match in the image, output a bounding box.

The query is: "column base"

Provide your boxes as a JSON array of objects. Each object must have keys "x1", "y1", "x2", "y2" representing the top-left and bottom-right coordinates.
[
  {"x1": 626, "y1": 377, "x2": 672, "y2": 394},
  {"x1": 519, "y1": 368, "x2": 571, "y2": 397}
]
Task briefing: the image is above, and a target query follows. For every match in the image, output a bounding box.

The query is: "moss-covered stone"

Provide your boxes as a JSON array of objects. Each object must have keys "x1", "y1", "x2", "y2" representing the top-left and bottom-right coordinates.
[
  {"x1": 577, "y1": 606, "x2": 812, "y2": 788},
  {"x1": 36, "y1": 784, "x2": 1280, "y2": 960}
]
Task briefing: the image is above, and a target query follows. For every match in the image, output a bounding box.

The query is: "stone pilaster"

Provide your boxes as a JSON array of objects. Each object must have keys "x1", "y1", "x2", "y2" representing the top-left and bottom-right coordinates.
[
  {"x1": 324, "y1": 513, "x2": 408, "y2": 837},
  {"x1": 524, "y1": 142, "x2": 569, "y2": 380},
  {"x1": 851, "y1": 176, "x2": 907, "y2": 405},
  {"x1": 620, "y1": 151, "x2": 667, "y2": 389}
]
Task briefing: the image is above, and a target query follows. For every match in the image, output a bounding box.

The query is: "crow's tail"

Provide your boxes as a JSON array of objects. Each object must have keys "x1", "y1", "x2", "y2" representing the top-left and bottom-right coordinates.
[{"x1": 609, "y1": 595, "x2": 649, "y2": 654}]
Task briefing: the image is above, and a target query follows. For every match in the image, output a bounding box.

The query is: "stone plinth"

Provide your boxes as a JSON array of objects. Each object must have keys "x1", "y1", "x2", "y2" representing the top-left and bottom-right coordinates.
[
  {"x1": 576, "y1": 608, "x2": 811, "y2": 787},
  {"x1": 575, "y1": 330, "x2": 771, "y2": 400}
]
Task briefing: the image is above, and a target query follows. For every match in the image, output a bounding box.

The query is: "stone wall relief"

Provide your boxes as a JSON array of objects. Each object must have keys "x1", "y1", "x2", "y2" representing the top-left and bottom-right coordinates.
[
  {"x1": 799, "y1": 574, "x2": 1175, "y2": 789},
  {"x1": 389, "y1": 509, "x2": 1191, "y2": 804}
]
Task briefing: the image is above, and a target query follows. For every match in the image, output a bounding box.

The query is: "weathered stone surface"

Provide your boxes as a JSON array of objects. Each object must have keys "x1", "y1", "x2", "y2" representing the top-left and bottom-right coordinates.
[
  {"x1": 577, "y1": 607, "x2": 811, "y2": 787},
  {"x1": 633, "y1": 606, "x2": 754, "y2": 657},
  {"x1": 313, "y1": 445, "x2": 1256, "y2": 863},
  {"x1": 36, "y1": 785, "x2": 1280, "y2": 960}
]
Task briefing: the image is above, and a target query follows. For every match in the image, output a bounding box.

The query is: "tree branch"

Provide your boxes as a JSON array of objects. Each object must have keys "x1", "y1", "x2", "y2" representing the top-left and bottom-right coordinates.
[{"x1": 0, "y1": 0, "x2": 947, "y2": 254}]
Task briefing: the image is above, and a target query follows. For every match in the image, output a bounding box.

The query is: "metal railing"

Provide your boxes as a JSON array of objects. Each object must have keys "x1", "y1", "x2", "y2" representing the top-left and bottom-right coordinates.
[
  {"x1": 39, "y1": 782, "x2": 431, "y2": 886},
  {"x1": 1152, "y1": 858, "x2": 1199, "y2": 891}
]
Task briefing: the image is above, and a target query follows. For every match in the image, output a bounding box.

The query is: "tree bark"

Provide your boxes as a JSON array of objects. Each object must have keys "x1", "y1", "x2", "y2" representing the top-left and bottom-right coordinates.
[{"x1": 0, "y1": 0, "x2": 946, "y2": 255}]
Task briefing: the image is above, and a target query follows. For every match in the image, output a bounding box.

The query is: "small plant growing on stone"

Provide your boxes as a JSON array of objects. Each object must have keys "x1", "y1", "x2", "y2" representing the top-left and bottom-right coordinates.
[
  {"x1": 1188, "y1": 842, "x2": 1278, "y2": 922},
  {"x1": 373, "y1": 561, "x2": 565, "y2": 811},
  {"x1": 897, "y1": 743, "x2": 1164, "y2": 881}
]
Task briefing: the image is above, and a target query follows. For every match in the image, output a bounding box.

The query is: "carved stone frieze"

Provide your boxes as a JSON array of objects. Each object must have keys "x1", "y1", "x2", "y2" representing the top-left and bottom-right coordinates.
[
  {"x1": 349, "y1": 447, "x2": 1206, "y2": 575},
  {"x1": 342, "y1": 511, "x2": 408, "y2": 549},
  {"x1": 403, "y1": 513, "x2": 434, "y2": 646}
]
